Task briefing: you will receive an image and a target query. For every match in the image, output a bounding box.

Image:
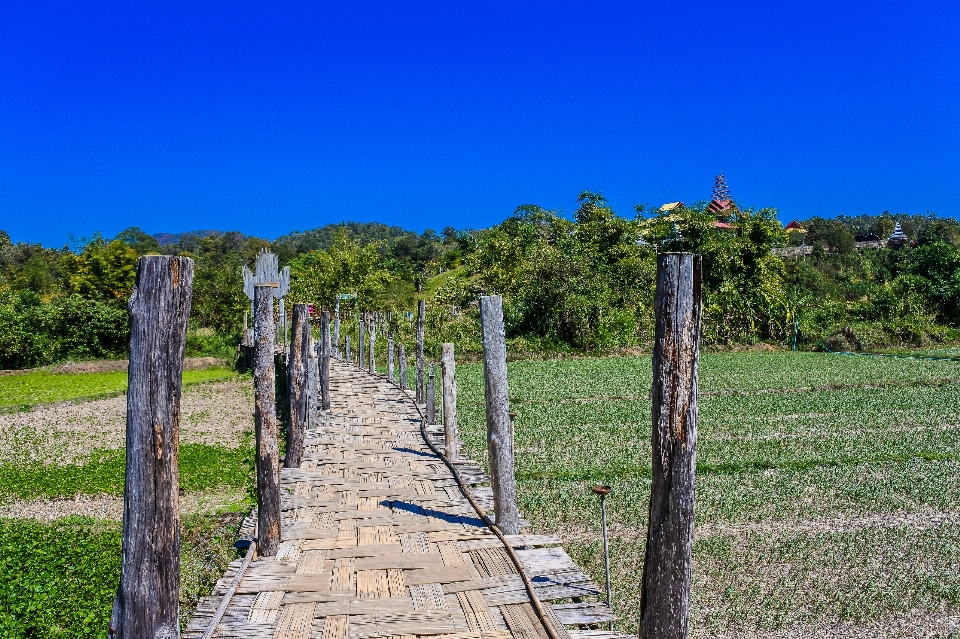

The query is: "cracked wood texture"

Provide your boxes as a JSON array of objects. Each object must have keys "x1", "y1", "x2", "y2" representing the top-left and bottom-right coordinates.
[
  {"x1": 185, "y1": 360, "x2": 623, "y2": 639},
  {"x1": 415, "y1": 300, "x2": 425, "y2": 402},
  {"x1": 480, "y1": 295, "x2": 519, "y2": 537},
  {"x1": 639, "y1": 253, "x2": 702, "y2": 639},
  {"x1": 321, "y1": 311, "x2": 331, "y2": 411},
  {"x1": 255, "y1": 284, "x2": 282, "y2": 557},
  {"x1": 112, "y1": 255, "x2": 194, "y2": 639},
  {"x1": 288, "y1": 303, "x2": 311, "y2": 468},
  {"x1": 440, "y1": 343, "x2": 459, "y2": 462}
]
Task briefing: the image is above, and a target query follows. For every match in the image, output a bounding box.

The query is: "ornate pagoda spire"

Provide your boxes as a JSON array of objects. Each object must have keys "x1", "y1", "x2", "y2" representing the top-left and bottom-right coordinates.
[{"x1": 712, "y1": 173, "x2": 731, "y2": 202}]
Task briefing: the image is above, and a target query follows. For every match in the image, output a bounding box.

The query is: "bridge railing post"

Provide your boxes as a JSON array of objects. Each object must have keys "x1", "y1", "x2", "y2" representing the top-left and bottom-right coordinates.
[
  {"x1": 387, "y1": 333, "x2": 395, "y2": 381},
  {"x1": 321, "y1": 310, "x2": 331, "y2": 411},
  {"x1": 333, "y1": 298, "x2": 341, "y2": 358},
  {"x1": 286, "y1": 303, "x2": 309, "y2": 468},
  {"x1": 307, "y1": 333, "x2": 318, "y2": 430},
  {"x1": 639, "y1": 252, "x2": 702, "y2": 639},
  {"x1": 426, "y1": 363, "x2": 436, "y2": 424},
  {"x1": 479, "y1": 294, "x2": 519, "y2": 536},
  {"x1": 368, "y1": 318, "x2": 376, "y2": 373},
  {"x1": 416, "y1": 300, "x2": 425, "y2": 402},
  {"x1": 111, "y1": 256, "x2": 193, "y2": 639},
  {"x1": 253, "y1": 284, "x2": 281, "y2": 557},
  {"x1": 358, "y1": 319, "x2": 365, "y2": 368},
  {"x1": 440, "y1": 344, "x2": 459, "y2": 461}
]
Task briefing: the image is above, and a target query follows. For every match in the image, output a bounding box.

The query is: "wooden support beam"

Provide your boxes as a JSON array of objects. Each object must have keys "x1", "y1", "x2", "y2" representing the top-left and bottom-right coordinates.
[
  {"x1": 253, "y1": 284, "x2": 281, "y2": 556},
  {"x1": 111, "y1": 255, "x2": 193, "y2": 639},
  {"x1": 398, "y1": 343, "x2": 407, "y2": 390},
  {"x1": 333, "y1": 297, "x2": 341, "y2": 358},
  {"x1": 479, "y1": 295, "x2": 519, "y2": 536},
  {"x1": 286, "y1": 303, "x2": 309, "y2": 469},
  {"x1": 440, "y1": 343, "x2": 459, "y2": 461},
  {"x1": 307, "y1": 334, "x2": 318, "y2": 431},
  {"x1": 358, "y1": 320, "x2": 365, "y2": 368},
  {"x1": 639, "y1": 252, "x2": 702, "y2": 639},
  {"x1": 320, "y1": 310, "x2": 331, "y2": 411},
  {"x1": 345, "y1": 335, "x2": 351, "y2": 363},
  {"x1": 426, "y1": 363, "x2": 436, "y2": 425},
  {"x1": 368, "y1": 317, "x2": 376, "y2": 372},
  {"x1": 416, "y1": 300, "x2": 425, "y2": 402},
  {"x1": 387, "y1": 333, "x2": 395, "y2": 381}
]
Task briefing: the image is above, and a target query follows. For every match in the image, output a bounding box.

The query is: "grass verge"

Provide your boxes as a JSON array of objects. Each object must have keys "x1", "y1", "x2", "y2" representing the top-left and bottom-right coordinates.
[
  {"x1": 0, "y1": 368, "x2": 240, "y2": 410},
  {"x1": 0, "y1": 512, "x2": 245, "y2": 639},
  {"x1": 0, "y1": 443, "x2": 254, "y2": 501}
]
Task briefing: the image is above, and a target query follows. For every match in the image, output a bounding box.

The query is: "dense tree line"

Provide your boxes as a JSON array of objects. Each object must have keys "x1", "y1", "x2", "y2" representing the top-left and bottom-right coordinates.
[{"x1": 2, "y1": 204, "x2": 960, "y2": 369}]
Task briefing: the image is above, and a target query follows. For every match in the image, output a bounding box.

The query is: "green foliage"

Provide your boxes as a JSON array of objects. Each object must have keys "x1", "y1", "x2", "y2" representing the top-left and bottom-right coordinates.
[
  {"x1": 463, "y1": 199, "x2": 653, "y2": 351},
  {"x1": 0, "y1": 292, "x2": 129, "y2": 369},
  {"x1": 0, "y1": 443, "x2": 253, "y2": 500},
  {"x1": 0, "y1": 517, "x2": 121, "y2": 638},
  {"x1": 6, "y1": 204, "x2": 960, "y2": 364},
  {"x1": 0, "y1": 513, "x2": 246, "y2": 638},
  {"x1": 62, "y1": 235, "x2": 139, "y2": 304},
  {"x1": 288, "y1": 229, "x2": 396, "y2": 308},
  {"x1": 0, "y1": 367, "x2": 236, "y2": 409},
  {"x1": 185, "y1": 328, "x2": 238, "y2": 359}
]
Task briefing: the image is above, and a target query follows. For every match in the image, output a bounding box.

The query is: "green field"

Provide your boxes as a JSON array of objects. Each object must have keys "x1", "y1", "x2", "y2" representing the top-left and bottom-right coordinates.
[
  {"x1": 457, "y1": 352, "x2": 960, "y2": 635},
  {"x1": 0, "y1": 367, "x2": 238, "y2": 409},
  {"x1": 4, "y1": 352, "x2": 959, "y2": 637},
  {"x1": 0, "y1": 367, "x2": 253, "y2": 638}
]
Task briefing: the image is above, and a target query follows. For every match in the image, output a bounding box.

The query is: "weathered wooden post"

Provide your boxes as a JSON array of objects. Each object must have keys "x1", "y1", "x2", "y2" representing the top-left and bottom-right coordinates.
[
  {"x1": 639, "y1": 253, "x2": 702, "y2": 639},
  {"x1": 307, "y1": 335, "x2": 318, "y2": 430},
  {"x1": 426, "y1": 363, "x2": 436, "y2": 424},
  {"x1": 333, "y1": 297, "x2": 341, "y2": 358},
  {"x1": 345, "y1": 335, "x2": 352, "y2": 363},
  {"x1": 368, "y1": 317, "x2": 376, "y2": 373},
  {"x1": 479, "y1": 295, "x2": 519, "y2": 535},
  {"x1": 253, "y1": 284, "x2": 281, "y2": 556},
  {"x1": 398, "y1": 343, "x2": 407, "y2": 390},
  {"x1": 440, "y1": 343, "x2": 459, "y2": 461},
  {"x1": 416, "y1": 300, "x2": 425, "y2": 402},
  {"x1": 320, "y1": 310, "x2": 331, "y2": 411},
  {"x1": 286, "y1": 303, "x2": 309, "y2": 468},
  {"x1": 358, "y1": 319, "x2": 365, "y2": 368},
  {"x1": 111, "y1": 256, "x2": 193, "y2": 639},
  {"x1": 387, "y1": 333, "x2": 395, "y2": 381}
]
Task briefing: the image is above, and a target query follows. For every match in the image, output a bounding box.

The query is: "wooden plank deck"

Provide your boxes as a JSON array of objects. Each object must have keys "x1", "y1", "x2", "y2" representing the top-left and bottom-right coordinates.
[{"x1": 185, "y1": 359, "x2": 628, "y2": 639}]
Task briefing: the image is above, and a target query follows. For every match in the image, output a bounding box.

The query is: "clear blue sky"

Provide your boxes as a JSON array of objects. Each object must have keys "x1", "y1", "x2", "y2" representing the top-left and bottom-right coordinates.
[{"x1": 1, "y1": 1, "x2": 958, "y2": 246}]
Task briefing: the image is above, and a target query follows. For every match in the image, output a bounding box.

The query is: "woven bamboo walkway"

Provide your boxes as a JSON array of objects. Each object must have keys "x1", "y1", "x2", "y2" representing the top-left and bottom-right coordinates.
[{"x1": 185, "y1": 359, "x2": 625, "y2": 639}]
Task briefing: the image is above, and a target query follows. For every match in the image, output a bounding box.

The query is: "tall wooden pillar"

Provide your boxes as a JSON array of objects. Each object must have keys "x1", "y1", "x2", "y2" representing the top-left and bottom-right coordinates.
[{"x1": 111, "y1": 256, "x2": 194, "y2": 639}]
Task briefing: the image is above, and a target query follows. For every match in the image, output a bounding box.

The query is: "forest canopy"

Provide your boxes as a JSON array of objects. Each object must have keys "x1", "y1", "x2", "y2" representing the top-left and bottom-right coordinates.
[{"x1": 2, "y1": 203, "x2": 959, "y2": 369}]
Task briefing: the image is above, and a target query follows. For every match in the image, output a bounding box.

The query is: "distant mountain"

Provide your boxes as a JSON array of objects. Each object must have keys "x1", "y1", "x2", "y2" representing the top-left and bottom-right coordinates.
[{"x1": 152, "y1": 230, "x2": 224, "y2": 246}]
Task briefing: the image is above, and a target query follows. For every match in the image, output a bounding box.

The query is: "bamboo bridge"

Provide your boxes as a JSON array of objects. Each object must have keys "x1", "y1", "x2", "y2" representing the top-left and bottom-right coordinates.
[{"x1": 184, "y1": 359, "x2": 625, "y2": 639}]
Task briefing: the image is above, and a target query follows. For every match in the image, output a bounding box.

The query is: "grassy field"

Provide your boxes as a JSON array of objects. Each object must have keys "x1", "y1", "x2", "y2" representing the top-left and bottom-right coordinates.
[
  {"x1": 0, "y1": 368, "x2": 254, "y2": 638},
  {"x1": 457, "y1": 352, "x2": 960, "y2": 636},
  {"x1": 5, "y1": 352, "x2": 959, "y2": 637},
  {"x1": 0, "y1": 367, "x2": 237, "y2": 409}
]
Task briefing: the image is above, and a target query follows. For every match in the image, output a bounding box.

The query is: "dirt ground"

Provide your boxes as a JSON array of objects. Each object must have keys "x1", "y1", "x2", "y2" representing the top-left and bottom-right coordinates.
[
  {"x1": 0, "y1": 380, "x2": 254, "y2": 466},
  {"x1": 0, "y1": 356, "x2": 227, "y2": 376}
]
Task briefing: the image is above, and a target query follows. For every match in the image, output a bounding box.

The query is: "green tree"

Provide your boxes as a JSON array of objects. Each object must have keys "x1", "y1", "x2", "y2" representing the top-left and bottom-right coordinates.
[
  {"x1": 288, "y1": 230, "x2": 395, "y2": 308},
  {"x1": 63, "y1": 235, "x2": 139, "y2": 304}
]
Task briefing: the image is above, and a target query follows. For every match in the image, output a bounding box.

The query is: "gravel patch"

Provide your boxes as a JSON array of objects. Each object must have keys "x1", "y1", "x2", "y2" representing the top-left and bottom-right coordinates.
[
  {"x1": 0, "y1": 380, "x2": 254, "y2": 466},
  {"x1": 0, "y1": 489, "x2": 248, "y2": 520}
]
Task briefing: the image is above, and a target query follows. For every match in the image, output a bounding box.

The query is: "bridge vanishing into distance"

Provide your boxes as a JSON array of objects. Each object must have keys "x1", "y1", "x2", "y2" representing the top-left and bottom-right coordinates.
[{"x1": 185, "y1": 359, "x2": 624, "y2": 639}]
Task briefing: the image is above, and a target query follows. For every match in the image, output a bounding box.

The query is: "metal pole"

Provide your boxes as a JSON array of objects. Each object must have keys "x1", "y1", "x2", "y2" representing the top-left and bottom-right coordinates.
[{"x1": 592, "y1": 485, "x2": 612, "y2": 609}]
